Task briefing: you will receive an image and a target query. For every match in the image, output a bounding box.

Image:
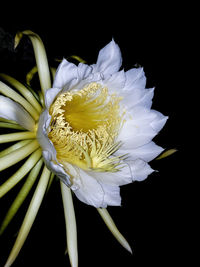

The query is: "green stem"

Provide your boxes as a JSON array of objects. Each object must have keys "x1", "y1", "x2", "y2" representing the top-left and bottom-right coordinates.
[
  {"x1": 0, "y1": 81, "x2": 39, "y2": 121},
  {"x1": 0, "y1": 73, "x2": 42, "y2": 114},
  {"x1": 0, "y1": 139, "x2": 39, "y2": 171},
  {"x1": 4, "y1": 165, "x2": 51, "y2": 267},
  {"x1": 61, "y1": 183, "x2": 78, "y2": 267},
  {"x1": 0, "y1": 159, "x2": 43, "y2": 235},
  {"x1": 0, "y1": 140, "x2": 31, "y2": 158},
  {"x1": 97, "y1": 208, "x2": 132, "y2": 253},
  {"x1": 0, "y1": 131, "x2": 35, "y2": 144}
]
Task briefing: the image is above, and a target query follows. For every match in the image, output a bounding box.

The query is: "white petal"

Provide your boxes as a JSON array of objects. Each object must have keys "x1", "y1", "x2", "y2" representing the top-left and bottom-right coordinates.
[
  {"x1": 72, "y1": 169, "x2": 121, "y2": 208},
  {"x1": 116, "y1": 141, "x2": 164, "y2": 162},
  {"x1": 150, "y1": 110, "x2": 168, "y2": 132},
  {"x1": 103, "y1": 70, "x2": 126, "y2": 92},
  {"x1": 93, "y1": 40, "x2": 122, "y2": 77},
  {"x1": 53, "y1": 59, "x2": 78, "y2": 89},
  {"x1": 42, "y1": 150, "x2": 71, "y2": 186},
  {"x1": 125, "y1": 159, "x2": 154, "y2": 181},
  {"x1": 117, "y1": 106, "x2": 167, "y2": 149},
  {"x1": 36, "y1": 109, "x2": 71, "y2": 187},
  {"x1": 124, "y1": 67, "x2": 146, "y2": 91},
  {"x1": 77, "y1": 62, "x2": 93, "y2": 80},
  {"x1": 72, "y1": 169, "x2": 105, "y2": 207},
  {"x1": 0, "y1": 96, "x2": 35, "y2": 131},
  {"x1": 100, "y1": 183, "x2": 121, "y2": 206},
  {"x1": 89, "y1": 166, "x2": 132, "y2": 186},
  {"x1": 36, "y1": 110, "x2": 55, "y2": 157},
  {"x1": 122, "y1": 87, "x2": 154, "y2": 110},
  {"x1": 45, "y1": 87, "x2": 61, "y2": 109}
]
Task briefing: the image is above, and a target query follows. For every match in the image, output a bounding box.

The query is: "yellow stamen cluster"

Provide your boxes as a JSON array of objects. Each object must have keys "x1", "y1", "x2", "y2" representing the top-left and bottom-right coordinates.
[{"x1": 48, "y1": 82, "x2": 125, "y2": 172}]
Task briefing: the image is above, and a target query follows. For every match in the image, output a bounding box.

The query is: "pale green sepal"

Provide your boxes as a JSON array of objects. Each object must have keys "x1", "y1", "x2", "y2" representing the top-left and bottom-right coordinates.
[
  {"x1": 156, "y1": 148, "x2": 177, "y2": 160},
  {"x1": 15, "y1": 31, "x2": 51, "y2": 97},
  {"x1": 0, "y1": 140, "x2": 31, "y2": 158},
  {"x1": 61, "y1": 183, "x2": 78, "y2": 267},
  {"x1": 0, "y1": 139, "x2": 39, "y2": 172},
  {"x1": 0, "y1": 81, "x2": 39, "y2": 121},
  {"x1": 0, "y1": 147, "x2": 42, "y2": 198},
  {"x1": 97, "y1": 208, "x2": 132, "y2": 254},
  {"x1": 46, "y1": 172, "x2": 55, "y2": 193},
  {"x1": 68, "y1": 55, "x2": 86, "y2": 63},
  {"x1": 0, "y1": 159, "x2": 43, "y2": 235},
  {"x1": 0, "y1": 73, "x2": 42, "y2": 114},
  {"x1": 0, "y1": 122, "x2": 25, "y2": 130},
  {"x1": 3, "y1": 165, "x2": 51, "y2": 267},
  {"x1": 0, "y1": 132, "x2": 35, "y2": 144},
  {"x1": 26, "y1": 66, "x2": 38, "y2": 86},
  {"x1": 0, "y1": 118, "x2": 18, "y2": 124}
]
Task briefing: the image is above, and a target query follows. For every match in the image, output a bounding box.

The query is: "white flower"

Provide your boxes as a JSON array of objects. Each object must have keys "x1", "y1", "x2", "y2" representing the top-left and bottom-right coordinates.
[{"x1": 37, "y1": 40, "x2": 168, "y2": 208}]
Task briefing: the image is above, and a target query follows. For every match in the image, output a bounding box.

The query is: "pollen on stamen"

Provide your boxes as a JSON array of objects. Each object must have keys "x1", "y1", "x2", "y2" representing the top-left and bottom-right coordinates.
[{"x1": 48, "y1": 82, "x2": 125, "y2": 172}]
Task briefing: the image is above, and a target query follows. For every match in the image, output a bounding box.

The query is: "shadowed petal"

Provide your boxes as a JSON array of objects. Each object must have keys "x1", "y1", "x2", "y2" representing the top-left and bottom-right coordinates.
[{"x1": 0, "y1": 96, "x2": 35, "y2": 131}]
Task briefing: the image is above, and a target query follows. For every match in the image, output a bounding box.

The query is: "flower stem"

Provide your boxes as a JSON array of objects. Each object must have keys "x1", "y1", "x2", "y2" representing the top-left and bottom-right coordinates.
[
  {"x1": 0, "y1": 148, "x2": 42, "y2": 198},
  {"x1": 0, "y1": 131, "x2": 35, "y2": 144},
  {"x1": 0, "y1": 73, "x2": 42, "y2": 114},
  {"x1": 61, "y1": 183, "x2": 78, "y2": 267},
  {"x1": 0, "y1": 81, "x2": 39, "y2": 121},
  {"x1": 0, "y1": 140, "x2": 31, "y2": 158},
  {"x1": 0, "y1": 139, "x2": 39, "y2": 172},
  {"x1": 0, "y1": 158, "x2": 43, "y2": 235},
  {"x1": 4, "y1": 165, "x2": 51, "y2": 267},
  {"x1": 97, "y1": 208, "x2": 132, "y2": 254}
]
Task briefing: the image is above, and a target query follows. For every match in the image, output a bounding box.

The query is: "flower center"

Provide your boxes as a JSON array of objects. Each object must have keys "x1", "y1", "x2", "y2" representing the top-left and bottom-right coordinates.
[{"x1": 48, "y1": 82, "x2": 126, "y2": 172}]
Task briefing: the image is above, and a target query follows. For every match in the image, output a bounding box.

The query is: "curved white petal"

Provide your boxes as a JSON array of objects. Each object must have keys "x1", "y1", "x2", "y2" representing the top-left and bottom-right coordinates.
[
  {"x1": 45, "y1": 87, "x2": 61, "y2": 110},
  {"x1": 124, "y1": 67, "x2": 146, "y2": 91},
  {"x1": 72, "y1": 168, "x2": 121, "y2": 208},
  {"x1": 43, "y1": 150, "x2": 71, "y2": 186},
  {"x1": 116, "y1": 141, "x2": 164, "y2": 162},
  {"x1": 125, "y1": 159, "x2": 154, "y2": 181},
  {"x1": 0, "y1": 96, "x2": 35, "y2": 131},
  {"x1": 93, "y1": 40, "x2": 122, "y2": 77},
  {"x1": 117, "y1": 106, "x2": 167, "y2": 149},
  {"x1": 36, "y1": 109, "x2": 71, "y2": 186},
  {"x1": 102, "y1": 70, "x2": 126, "y2": 93},
  {"x1": 150, "y1": 110, "x2": 168, "y2": 132},
  {"x1": 36, "y1": 110, "x2": 55, "y2": 156},
  {"x1": 53, "y1": 59, "x2": 78, "y2": 89},
  {"x1": 77, "y1": 62, "x2": 93, "y2": 80},
  {"x1": 89, "y1": 166, "x2": 132, "y2": 186}
]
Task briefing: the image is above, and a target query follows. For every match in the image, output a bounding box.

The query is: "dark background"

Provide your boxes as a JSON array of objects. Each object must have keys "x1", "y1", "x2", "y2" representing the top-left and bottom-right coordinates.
[{"x1": 0, "y1": 2, "x2": 192, "y2": 267}]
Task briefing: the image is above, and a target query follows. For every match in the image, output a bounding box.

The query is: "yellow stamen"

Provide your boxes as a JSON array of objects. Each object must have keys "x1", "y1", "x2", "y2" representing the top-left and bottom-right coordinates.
[{"x1": 48, "y1": 82, "x2": 125, "y2": 173}]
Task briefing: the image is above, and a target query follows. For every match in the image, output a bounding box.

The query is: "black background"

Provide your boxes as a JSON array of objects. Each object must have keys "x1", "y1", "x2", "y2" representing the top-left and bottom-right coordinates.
[{"x1": 0, "y1": 2, "x2": 192, "y2": 267}]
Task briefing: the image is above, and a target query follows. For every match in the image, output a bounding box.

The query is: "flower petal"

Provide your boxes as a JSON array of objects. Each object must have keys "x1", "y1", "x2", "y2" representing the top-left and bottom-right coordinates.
[
  {"x1": 125, "y1": 159, "x2": 154, "y2": 181},
  {"x1": 89, "y1": 166, "x2": 132, "y2": 186},
  {"x1": 93, "y1": 40, "x2": 122, "y2": 77},
  {"x1": 116, "y1": 141, "x2": 164, "y2": 162},
  {"x1": 44, "y1": 87, "x2": 61, "y2": 109},
  {"x1": 72, "y1": 168, "x2": 121, "y2": 208},
  {"x1": 0, "y1": 96, "x2": 35, "y2": 131},
  {"x1": 77, "y1": 62, "x2": 93, "y2": 80},
  {"x1": 124, "y1": 67, "x2": 146, "y2": 91},
  {"x1": 42, "y1": 151, "x2": 71, "y2": 186},
  {"x1": 103, "y1": 70, "x2": 126, "y2": 92},
  {"x1": 117, "y1": 106, "x2": 167, "y2": 149},
  {"x1": 36, "y1": 110, "x2": 71, "y2": 186},
  {"x1": 53, "y1": 59, "x2": 78, "y2": 89}
]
